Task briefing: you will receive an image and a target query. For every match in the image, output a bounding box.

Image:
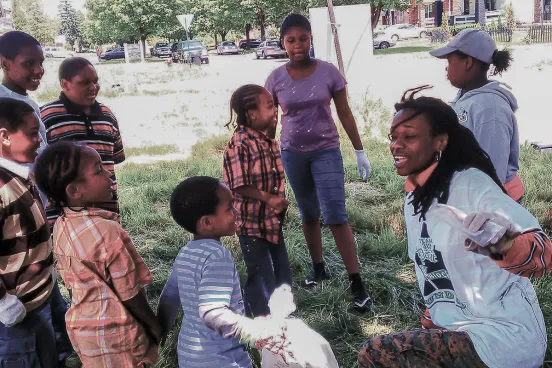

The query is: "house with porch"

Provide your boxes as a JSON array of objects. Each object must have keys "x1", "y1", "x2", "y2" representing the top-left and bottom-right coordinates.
[{"x1": 387, "y1": 0, "x2": 550, "y2": 28}]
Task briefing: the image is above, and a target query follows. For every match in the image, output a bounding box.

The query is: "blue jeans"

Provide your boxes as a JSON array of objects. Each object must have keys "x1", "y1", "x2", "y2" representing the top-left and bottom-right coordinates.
[
  {"x1": 0, "y1": 283, "x2": 72, "y2": 368},
  {"x1": 281, "y1": 148, "x2": 348, "y2": 225},
  {"x1": 239, "y1": 232, "x2": 292, "y2": 317}
]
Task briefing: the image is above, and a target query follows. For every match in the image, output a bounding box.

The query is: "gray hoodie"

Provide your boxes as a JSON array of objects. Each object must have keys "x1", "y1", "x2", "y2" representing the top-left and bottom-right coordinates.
[{"x1": 451, "y1": 81, "x2": 519, "y2": 184}]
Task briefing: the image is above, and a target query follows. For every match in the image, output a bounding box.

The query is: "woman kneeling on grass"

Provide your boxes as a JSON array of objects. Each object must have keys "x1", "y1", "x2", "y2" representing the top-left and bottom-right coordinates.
[{"x1": 358, "y1": 86, "x2": 550, "y2": 368}]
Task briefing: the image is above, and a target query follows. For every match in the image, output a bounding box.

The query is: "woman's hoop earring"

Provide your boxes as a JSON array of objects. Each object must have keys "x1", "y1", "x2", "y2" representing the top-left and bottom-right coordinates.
[{"x1": 436, "y1": 151, "x2": 442, "y2": 162}]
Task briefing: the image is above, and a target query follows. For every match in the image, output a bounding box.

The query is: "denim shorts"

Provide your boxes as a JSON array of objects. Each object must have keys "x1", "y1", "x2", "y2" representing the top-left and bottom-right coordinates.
[{"x1": 281, "y1": 147, "x2": 348, "y2": 225}]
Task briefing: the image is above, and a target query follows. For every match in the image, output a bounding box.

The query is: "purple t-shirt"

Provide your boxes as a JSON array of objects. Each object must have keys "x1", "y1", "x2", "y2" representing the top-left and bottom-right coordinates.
[{"x1": 264, "y1": 59, "x2": 346, "y2": 153}]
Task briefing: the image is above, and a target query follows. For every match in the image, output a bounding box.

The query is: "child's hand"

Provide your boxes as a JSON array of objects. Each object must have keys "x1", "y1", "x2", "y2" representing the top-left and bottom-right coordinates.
[
  {"x1": 267, "y1": 196, "x2": 289, "y2": 214},
  {"x1": 0, "y1": 293, "x2": 26, "y2": 327}
]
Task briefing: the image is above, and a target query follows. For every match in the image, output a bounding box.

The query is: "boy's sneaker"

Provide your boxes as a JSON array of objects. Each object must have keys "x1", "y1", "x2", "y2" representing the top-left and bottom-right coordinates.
[
  {"x1": 353, "y1": 289, "x2": 372, "y2": 312},
  {"x1": 303, "y1": 269, "x2": 330, "y2": 288},
  {"x1": 349, "y1": 273, "x2": 372, "y2": 312}
]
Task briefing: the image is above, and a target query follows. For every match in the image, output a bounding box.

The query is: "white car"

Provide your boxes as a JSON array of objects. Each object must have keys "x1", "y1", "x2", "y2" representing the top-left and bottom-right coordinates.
[
  {"x1": 373, "y1": 32, "x2": 396, "y2": 49},
  {"x1": 383, "y1": 24, "x2": 429, "y2": 42},
  {"x1": 43, "y1": 46, "x2": 74, "y2": 58},
  {"x1": 217, "y1": 41, "x2": 239, "y2": 55}
]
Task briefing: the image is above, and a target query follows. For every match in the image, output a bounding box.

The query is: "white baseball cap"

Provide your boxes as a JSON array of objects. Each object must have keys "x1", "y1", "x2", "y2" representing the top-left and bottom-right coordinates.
[{"x1": 429, "y1": 28, "x2": 497, "y2": 64}]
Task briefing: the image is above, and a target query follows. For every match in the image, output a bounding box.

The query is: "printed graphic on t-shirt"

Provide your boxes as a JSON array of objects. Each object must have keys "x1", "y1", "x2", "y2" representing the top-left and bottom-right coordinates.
[
  {"x1": 415, "y1": 222, "x2": 456, "y2": 308},
  {"x1": 458, "y1": 107, "x2": 468, "y2": 124}
]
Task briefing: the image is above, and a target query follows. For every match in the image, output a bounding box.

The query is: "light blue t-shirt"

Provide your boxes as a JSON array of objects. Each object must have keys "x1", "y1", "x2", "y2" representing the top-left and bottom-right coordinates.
[{"x1": 159, "y1": 239, "x2": 252, "y2": 368}]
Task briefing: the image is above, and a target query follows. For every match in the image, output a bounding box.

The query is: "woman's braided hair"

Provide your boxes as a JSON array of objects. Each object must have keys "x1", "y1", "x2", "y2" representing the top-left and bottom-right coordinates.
[{"x1": 393, "y1": 85, "x2": 505, "y2": 218}]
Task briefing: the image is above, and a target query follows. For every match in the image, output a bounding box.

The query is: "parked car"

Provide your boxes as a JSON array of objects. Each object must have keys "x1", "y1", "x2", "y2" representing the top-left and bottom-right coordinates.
[
  {"x1": 239, "y1": 39, "x2": 262, "y2": 50},
  {"x1": 172, "y1": 40, "x2": 209, "y2": 64},
  {"x1": 151, "y1": 41, "x2": 172, "y2": 58},
  {"x1": 42, "y1": 46, "x2": 74, "y2": 58},
  {"x1": 217, "y1": 41, "x2": 239, "y2": 55},
  {"x1": 373, "y1": 32, "x2": 396, "y2": 49},
  {"x1": 100, "y1": 47, "x2": 125, "y2": 61},
  {"x1": 255, "y1": 40, "x2": 287, "y2": 59},
  {"x1": 383, "y1": 24, "x2": 428, "y2": 41}
]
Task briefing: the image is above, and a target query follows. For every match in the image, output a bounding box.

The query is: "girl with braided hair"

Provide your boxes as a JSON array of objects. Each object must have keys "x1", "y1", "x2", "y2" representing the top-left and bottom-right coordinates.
[
  {"x1": 358, "y1": 86, "x2": 550, "y2": 368},
  {"x1": 34, "y1": 141, "x2": 161, "y2": 368},
  {"x1": 222, "y1": 84, "x2": 292, "y2": 317}
]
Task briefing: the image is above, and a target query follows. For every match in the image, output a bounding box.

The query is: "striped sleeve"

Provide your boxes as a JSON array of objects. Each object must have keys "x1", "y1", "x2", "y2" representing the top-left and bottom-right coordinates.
[
  {"x1": 198, "y1": 252, "x2": 243, "y2": 338},
  {"x1": 223, "y1": 138, "x2": 251, "y2": 190},
  {"x1": 103, "y1": 106, "x2": 125, "y2": 164},
  {"x1": 495, "y1": 229, "x2": 552, "y2": 278}
]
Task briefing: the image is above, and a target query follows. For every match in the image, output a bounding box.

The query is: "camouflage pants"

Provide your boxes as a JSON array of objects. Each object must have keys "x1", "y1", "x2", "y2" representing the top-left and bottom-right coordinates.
[{"x1": 358, "y1": 329, "x2": 488, "y2": 368}]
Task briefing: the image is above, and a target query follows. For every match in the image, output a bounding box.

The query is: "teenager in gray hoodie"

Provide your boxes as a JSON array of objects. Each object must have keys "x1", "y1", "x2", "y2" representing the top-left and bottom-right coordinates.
[{"x1": 429, "y1": 28, "x2": 524, "y2": 201}]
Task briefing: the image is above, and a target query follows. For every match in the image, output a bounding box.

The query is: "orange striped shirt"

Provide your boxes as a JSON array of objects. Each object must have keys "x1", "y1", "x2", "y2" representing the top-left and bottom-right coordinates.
[{"x1": 40, "y1": 93, "x2": 125, "y2": 227}]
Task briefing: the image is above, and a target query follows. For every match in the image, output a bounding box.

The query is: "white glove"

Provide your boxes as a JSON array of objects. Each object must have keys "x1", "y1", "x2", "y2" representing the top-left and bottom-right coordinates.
[
  {"x1": 463, "y1": 211, "x2": 522, "y2": 256},
  {"x1": 268, "y1": 284, "x2": 296, "y2": 319},
  {"x1": 355, "y1": 149, "x2": 371, "y2": 181},
  {"x1": 0, "y1": 293, "x2": 26, "y2": 327}
]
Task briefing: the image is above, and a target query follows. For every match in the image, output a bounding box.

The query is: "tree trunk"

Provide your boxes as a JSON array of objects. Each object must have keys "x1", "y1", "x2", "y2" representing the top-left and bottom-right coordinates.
[
  {"x1": 371, "y1": 1, "x2": 383, "y2": 30},
  {"x1": 258, "y1": 8, "x2": 266, "y2": 40},
  {"x1": 140, "y1": 35, "x2": 147, "y2": 61},
  {"x1": 245, "y1": 23, "x2": 251, "y2": 40},
  {"x1": 214, "y1": 33, "x2": 218, "y2": 45},
  {"x1": 221, "y1": 31, "x2": 226, "y2": 41}
]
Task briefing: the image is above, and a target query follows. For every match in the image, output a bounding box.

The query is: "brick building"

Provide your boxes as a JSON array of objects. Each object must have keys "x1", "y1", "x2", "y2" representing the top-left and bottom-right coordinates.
[{"x1": 534, "y1": 0, "x2": 552, "y2": 22}]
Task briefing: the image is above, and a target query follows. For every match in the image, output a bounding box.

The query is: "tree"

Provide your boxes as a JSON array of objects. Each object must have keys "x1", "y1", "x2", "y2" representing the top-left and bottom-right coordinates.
[
  {"x1": 58, "y1": 0, "x2": 81, "y2": 47},
  {"x1": 85, "y1": 0, "x2": 184, "y2": 58},
  {"x1": 502, "y1": 3, "x2": 516, "y2": 30},
  {"x1": 13, "y1": 0, "x2": 59, "y2": 45}
]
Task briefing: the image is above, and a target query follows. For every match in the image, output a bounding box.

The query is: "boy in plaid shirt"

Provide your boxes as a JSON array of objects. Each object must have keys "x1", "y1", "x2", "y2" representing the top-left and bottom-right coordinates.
[{"x1": 223, "y1": 84, "x2": 292, "y2": 317}]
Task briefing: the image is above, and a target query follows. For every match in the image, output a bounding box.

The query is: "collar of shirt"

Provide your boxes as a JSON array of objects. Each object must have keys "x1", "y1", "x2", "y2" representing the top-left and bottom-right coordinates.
[
  {"x1": 0, "y1": 84, "x2": 28, "y2": 98},
  {"x1": 0, "y1": 157, "x2": 30, "y2": 180},
  {"x1": 239, "y1": 125, "x2": 272, "y2": 142},
  {"x1": 404, "y1": 162, "x2": 438, "y2": 192},
  {"x1": 62, "y1": 207, "x2": 120, "y2": 221},
  {"x1": 59, "y1": 92, "x2": 103, "y2": 116}
]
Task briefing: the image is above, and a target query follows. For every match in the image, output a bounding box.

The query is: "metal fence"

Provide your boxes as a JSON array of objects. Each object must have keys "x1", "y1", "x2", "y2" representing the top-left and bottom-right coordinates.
[{"x1": 526, "y1": 24, "x2": 552, "y2": 44}]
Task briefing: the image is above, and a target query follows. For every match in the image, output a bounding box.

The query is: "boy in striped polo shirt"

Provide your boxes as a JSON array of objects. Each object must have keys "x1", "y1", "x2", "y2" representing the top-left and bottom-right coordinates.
[
  {"x1": 157, "y1": 176, "x2": 287, "y2": 368},
  {"x1": 0, "y1": 98, "x2": 71, "y2": 367},
  {"x1": 40, "y1": 57, "x2": 125, "y2": 228}
]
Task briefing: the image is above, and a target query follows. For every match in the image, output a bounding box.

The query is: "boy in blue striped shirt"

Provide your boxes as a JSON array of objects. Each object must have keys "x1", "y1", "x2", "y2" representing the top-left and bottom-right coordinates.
[{"x1": 157, "y1": 176, "x2": 283, "y2": 367}]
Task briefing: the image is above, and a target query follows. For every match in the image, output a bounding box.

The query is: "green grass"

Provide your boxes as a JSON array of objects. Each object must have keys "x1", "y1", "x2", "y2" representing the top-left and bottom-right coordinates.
[
  {"x1": 124, "y1": 144, "x2": 181, "y2": 157},
  {"x1": 58, "y1": 131, "x2": 552, "y2": 367},
  {"x1": 374, "y1": 46, "x2": 434, "y2": 55}
]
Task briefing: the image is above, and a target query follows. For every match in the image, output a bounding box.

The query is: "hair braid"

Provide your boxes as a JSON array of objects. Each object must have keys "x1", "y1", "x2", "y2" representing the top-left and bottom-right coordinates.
[{"x1": 226, "y1": 84, "x2": 266, "y2": 131}]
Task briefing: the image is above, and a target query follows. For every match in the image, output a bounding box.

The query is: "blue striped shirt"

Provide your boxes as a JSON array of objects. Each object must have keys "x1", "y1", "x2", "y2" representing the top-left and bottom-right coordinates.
[{"x1": 160, "y1": 239, "x2": 252, "y2": 368}]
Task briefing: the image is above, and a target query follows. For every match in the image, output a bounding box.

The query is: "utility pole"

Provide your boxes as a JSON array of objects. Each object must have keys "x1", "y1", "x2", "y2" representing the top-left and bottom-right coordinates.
[{"x1": 327, "y1": 0, "x2": 345, "y2": 76}]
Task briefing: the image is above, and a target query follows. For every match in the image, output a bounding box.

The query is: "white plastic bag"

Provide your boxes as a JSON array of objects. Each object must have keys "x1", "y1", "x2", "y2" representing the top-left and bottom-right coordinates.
[
  {"x1": 261, "y1": 285, "x2": 339, "y2": 368},
  {"x1": 430, "y1": 204, "x2": 503, "y2": 247},
  {"x1": 261, "y1": 319, "x2": 339, "y2": 368}
]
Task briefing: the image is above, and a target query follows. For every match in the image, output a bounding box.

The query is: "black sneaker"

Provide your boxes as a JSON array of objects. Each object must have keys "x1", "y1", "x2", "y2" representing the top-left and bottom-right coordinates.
[
  {"x1": 353, "y1": 289, "x2": 372, "y2": 312},
  {"x1": 303, "y1": 270, "x2": 330, "y2": 288}
]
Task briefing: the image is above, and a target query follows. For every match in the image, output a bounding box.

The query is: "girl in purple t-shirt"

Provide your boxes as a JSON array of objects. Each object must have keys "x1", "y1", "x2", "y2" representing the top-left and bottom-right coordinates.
[{"x1": 265, "y1": 13, "x2": 372, "y2": 311}]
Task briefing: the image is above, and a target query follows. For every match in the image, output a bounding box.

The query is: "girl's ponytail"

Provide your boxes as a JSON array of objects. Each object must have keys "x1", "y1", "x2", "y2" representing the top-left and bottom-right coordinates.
[{"x1": 491, "y1": 49, "x2": 513, "y2": 76}]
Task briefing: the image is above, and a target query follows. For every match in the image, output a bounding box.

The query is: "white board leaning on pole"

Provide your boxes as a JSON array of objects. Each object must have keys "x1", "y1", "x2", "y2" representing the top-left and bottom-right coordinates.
[{"x1": 309, "y1": 4, "x2": 373, "y2": 78}]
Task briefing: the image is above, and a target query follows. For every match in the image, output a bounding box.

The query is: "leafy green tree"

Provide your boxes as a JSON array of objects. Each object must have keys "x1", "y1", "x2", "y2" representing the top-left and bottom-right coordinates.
[
  {"x1": 85, "y1": 0, "x2": 183, "y2": 58},
  {"x1": 58, "y1": 0, "x2": 82, "y2": 47},
  {"x1": 13, "y1": 0, "x2": 58, "y2": 45}
]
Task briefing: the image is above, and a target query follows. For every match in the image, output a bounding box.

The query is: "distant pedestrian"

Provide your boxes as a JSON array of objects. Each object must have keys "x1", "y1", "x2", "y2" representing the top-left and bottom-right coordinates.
[{"x1": 96, "y1": 45, "x2": 102, "y2": 62}]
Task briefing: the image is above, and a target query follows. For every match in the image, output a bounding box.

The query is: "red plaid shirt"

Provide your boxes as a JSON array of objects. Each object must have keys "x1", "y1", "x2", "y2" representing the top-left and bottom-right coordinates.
[{"x1": 223, "y1": 126, "x2": 285, "y2": 244}]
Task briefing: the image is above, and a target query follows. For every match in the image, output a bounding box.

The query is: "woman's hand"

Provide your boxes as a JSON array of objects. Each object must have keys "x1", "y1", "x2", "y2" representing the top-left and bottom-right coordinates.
[
  {"x1": 355, "y1": 150, "x2": 371, "y2": 181},
  {"x1": 463, "y1": 211, "x2": 522, "y2": 257}
]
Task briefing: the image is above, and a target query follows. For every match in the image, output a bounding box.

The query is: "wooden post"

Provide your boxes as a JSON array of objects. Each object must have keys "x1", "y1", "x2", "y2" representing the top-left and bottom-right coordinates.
[{"x1": 327, "y1": 0, "x2": 345, "y2": 76}]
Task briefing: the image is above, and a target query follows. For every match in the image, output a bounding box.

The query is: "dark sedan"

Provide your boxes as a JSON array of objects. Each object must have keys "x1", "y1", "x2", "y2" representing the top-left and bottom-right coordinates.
[{"x1": 100, "y1": 47, "x2": 125, "y2": 61}]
